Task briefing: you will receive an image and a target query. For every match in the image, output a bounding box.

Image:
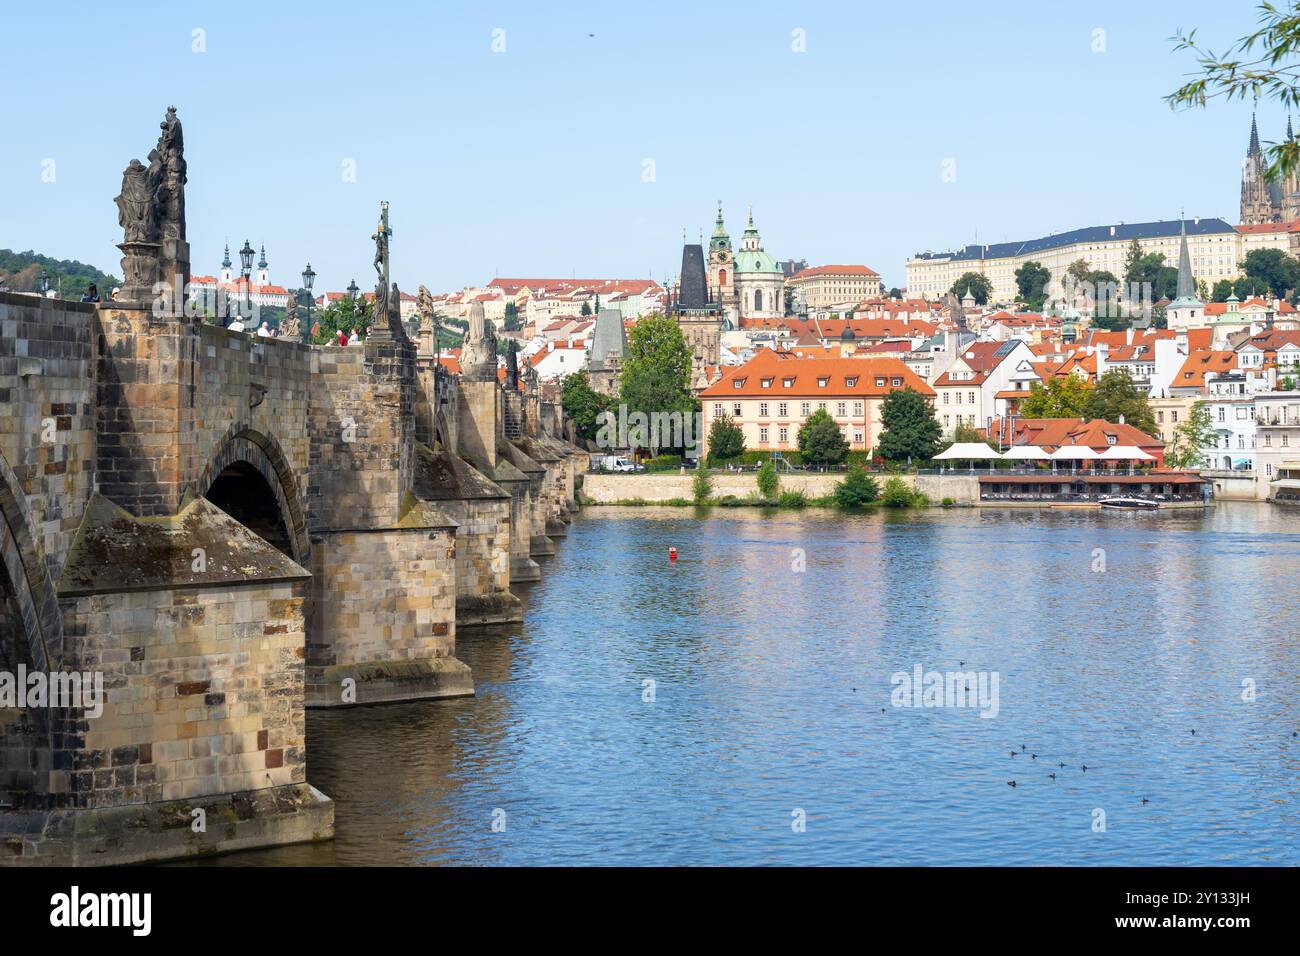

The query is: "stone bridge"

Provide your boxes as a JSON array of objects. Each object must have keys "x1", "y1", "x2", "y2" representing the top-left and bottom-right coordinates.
[{"x1": 0, "y1": 131, "x2": 586, "y2": 865}]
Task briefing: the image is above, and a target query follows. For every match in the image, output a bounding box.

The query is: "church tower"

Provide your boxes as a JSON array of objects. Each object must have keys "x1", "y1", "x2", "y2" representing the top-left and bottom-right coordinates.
[
  {"x1": 1241, "y1": 113, "x2": 1276, "y2": 224},
  {"x1": 220, "y1": 241, "x2": 233, "y2": 283},
  {"x1": 732, "y1": 205, "x2": 785, "y2": 321},
  {"x1": 707, "y1": 202, "x2": 737, "y2": 324},
  {"x1": 256, "y1": 244, "x2": 269, "y2": 285},
  {"x1": 1166, "y1": 216, "x2": 1205, "y2": 331},
  {"x1": 1282, "y1": 117, "x2": 1300, "y2": 222}
]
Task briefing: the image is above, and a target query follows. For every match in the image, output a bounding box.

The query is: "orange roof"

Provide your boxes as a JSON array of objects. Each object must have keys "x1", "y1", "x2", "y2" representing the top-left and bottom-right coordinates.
[
  {"x1": 932, "y1": 341, "x2": 1023, "y2": 387},
  {"x1": 789, "y1": 264, "x2": 880, "y2": 280},
  {"x1": 1173, "y1": 350, "x2": 1237, "y2": 388},
  {"x1": 700, "y1": 348, "x2": 934, "y2": 399},
  {"x1": 988, "y1": 417, "x2": 1163, "y2": 450}
]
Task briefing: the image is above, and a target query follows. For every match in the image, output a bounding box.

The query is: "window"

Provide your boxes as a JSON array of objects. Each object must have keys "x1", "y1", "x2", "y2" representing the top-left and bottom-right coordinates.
[
  {"x1": 1172, "y1": 411, "x2": 1179, "y2": 423},
  {"x1": 761, "y1": 378, "x2": 773, "y2": 389},
  {"x1": 846, "y1": 377, "x2": 857, "y2": 387},
  {"x1": 818, "y1": 402, "x2": 826, "y2": 411},
  {"x1": 875, "y1": 377, "x2": 886, "y2": 387},
  {"x1": 714, "y1": 403, "x2": 722, "y2": 416},
  {"x1": 783, "y1": 378, "x2": 794, "y2": 388},
  {"x1": 943, "y1": 393, "x2": 949, "y2": 404},
  {"x1": 967, "y1": 391, "x2": 975, "y2": 404},
  {"x1": 778, "y1": 402, "x2": 788, "y2": 416},
  {"x1": 894, "y1": 378, "x2": 903, "y2": 387},
  {"x1": 779, "y1": 427, "x2": 788, "y2": 443},
  {"x1": 759, "y1": 402, "x2": 769, "y2": 416},
  {"x1": 854, "y1": 431, "x2": 863, "y2": 443},
  {"x1": 818, "y1": 377, "x2": 829, "y2": 387},
  {"x1": 836, "y1": 402, "x2": 847, "y2": 416},
  {"x1": 1157, "y1": 411, "x2": 1164, "y2": 423},
  {"x1": 734, "y1": 378, "x2": 745, "y2": 389},
  {"x1": 1106, "y1": 434, "x2": 1117, "y2": 445},
  {"x1": 956, "y1": 392, "x2": 963, "y2": 404},
  {"x1": 733, "y1": 403, "x2": 742, "y2": 417},
  {"x1": 801, "y1": 402, "x2": 810, "y2": 416},
  {"x1": 759, "y1": 427, "x2": 768, "y2": 443},
  {"x1": 853, "y1": 401, "x2": 863, "y2": 416}
]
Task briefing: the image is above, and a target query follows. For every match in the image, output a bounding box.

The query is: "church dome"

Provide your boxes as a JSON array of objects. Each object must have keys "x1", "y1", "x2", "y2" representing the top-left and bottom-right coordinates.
[{"x1": 735, "y1": 248, "x2": 781, "y2": 274}]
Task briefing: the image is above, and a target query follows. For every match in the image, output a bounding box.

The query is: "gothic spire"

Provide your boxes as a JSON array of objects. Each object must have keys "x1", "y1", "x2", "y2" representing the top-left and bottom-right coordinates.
[
  {"x1": 1250, "y1": 112, "x2": 1262, "y2": 156},
  {"x1": 1172, "y1": 215, "x2": 1200, "y2": 305}
]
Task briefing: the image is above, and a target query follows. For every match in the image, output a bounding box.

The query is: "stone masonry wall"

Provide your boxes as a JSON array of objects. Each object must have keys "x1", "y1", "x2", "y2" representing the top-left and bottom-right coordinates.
[
  {"x1": 0, "y1": 293, "x2": 96, "y2": 581},
  {"x1": 58, "y1": 579, "x2": 309, "y2": 809},
  {"x1": 307, "y1": 527, "x2": 457, "y2": 677},
  {"x1": 438, "y1": 498, "x2": 511, "y2": 599}
]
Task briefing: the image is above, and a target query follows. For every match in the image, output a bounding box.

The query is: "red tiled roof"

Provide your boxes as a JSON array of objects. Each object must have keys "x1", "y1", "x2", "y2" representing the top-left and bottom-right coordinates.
[
  {"x1": 789, "y1": 264, "x2": 880, "y2": 280},
  {"x1": 700, "y1": 348, "x2": 934, "y2": 399}
]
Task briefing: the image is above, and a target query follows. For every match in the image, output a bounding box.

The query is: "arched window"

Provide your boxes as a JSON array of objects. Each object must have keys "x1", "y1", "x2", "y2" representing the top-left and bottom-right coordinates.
[
  {"x1": 754, "y1": 289, "x2": 763, "y2": 312},
  {"x1": 719, "y1": 269, "x2": 727, "y2": 286}
]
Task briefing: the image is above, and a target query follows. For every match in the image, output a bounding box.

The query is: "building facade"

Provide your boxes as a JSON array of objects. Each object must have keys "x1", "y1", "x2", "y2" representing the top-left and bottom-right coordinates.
[{"x1": 786, "y1": 264, "x2": 883, "y2": 310}]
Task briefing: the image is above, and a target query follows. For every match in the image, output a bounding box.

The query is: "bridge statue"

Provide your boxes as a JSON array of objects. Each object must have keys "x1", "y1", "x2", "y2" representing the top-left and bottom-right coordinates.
[{"x1": 461, "y1": 301, "x2": 497, "y2": 381}]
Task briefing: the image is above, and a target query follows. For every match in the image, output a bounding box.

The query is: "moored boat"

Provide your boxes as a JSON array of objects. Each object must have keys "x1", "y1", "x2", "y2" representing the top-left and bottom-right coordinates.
[{"x1": 1098, "y1": 496, "x2": 1159, "y2": 510}]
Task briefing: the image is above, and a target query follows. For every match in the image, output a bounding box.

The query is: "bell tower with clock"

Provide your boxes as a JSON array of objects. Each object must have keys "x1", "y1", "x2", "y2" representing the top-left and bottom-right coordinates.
[{"x1": 707, "y1": 201, "x2": 738, "y2": 323}]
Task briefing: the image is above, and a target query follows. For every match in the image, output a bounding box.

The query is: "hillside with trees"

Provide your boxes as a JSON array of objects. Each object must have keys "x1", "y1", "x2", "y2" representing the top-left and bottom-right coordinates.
[{"x1": 0, "y1": 249, "x2": 121, "y2": 299}]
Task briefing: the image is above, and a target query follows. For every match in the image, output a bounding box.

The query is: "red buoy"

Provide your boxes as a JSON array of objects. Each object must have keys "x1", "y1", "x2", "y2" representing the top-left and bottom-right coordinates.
[{"x1": 668, "y1": 547, "x2": 678, "y2": 561}]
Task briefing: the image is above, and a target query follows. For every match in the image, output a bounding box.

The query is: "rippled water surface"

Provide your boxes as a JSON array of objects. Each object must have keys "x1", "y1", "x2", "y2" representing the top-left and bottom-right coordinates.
[{"x1": 217, "y1": 503, "x2": 1300, "y2": 866}]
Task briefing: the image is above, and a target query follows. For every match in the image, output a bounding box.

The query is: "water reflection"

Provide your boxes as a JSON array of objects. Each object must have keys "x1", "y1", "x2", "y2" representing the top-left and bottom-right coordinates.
[{"x1": 201, "y1": 503, "x2": 1300, "y2": 866}]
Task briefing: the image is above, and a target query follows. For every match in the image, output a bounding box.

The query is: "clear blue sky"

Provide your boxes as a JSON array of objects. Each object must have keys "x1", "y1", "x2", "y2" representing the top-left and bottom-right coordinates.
[{"x1": 0, "y1": 0, "x2": 1284, "y2": 294}]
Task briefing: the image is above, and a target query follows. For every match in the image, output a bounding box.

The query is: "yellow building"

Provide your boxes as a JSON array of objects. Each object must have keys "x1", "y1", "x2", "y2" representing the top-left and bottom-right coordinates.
[
  {"x1": 787, "y1": 264, "x2": 883, "y2": 310},
  {"x1": 906, "y1": 218, "x2": 1252, "y2": 303}
]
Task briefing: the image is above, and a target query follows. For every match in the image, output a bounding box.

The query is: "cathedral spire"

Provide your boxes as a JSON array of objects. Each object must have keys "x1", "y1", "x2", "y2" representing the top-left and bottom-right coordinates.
[{"x1": 1250, "y1": 112, "x2": 1262, "y2": 156}]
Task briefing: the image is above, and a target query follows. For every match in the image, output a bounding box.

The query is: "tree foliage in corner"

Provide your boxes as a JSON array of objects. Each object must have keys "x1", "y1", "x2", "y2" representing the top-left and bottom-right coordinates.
[
  {"x1": 798, "y1": 407, "x2": 850, "y2": 469},
  {"x1": 834, "y1": 465, "x2": 879, "y2": 508},
  {"x1": 877, "y1": 387, "x2": 941, "y2": 462},
  {"x1": 1167, "y1": 3, "x2": 1300, "y2": 183}
]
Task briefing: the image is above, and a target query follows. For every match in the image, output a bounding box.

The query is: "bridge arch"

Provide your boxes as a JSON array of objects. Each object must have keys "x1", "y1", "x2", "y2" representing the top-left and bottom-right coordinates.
[
  {"x1": 0, "y1": 450, "x2": 64, "y2": 673},
  {"x1": 197, "y1": 426, "x2": 310, "y2": 566}
]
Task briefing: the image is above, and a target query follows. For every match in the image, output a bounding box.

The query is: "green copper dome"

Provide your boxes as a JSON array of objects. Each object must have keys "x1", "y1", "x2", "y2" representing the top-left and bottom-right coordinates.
[{"x1": 734, "y1": 206, "x2": 781, "y2": 274}]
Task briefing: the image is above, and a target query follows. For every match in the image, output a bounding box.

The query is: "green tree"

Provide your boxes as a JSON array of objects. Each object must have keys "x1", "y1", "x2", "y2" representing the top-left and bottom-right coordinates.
[
  {"x1": 888, "y1": 287, "x2": 903, "y2": 299},
  {"x1": 560, "y1": 372, "x2": 611, "y2": 444},
  {"x1": 692, "y1": 462, "x2": 713, "y2": 504},
  {"x1": 1210, "y1": 278, "x2": 1235, "y2": 302},
  {"x1": 833, "y1": 466, "x2": 879, "y2": 508},
  {"x1": 1165, "y1": 401, "x2": 1219, "y2": 468},
  {"x1": 502, "y1": 300, "x2": 521, "y2": 332},
  {"x1": 756, "y1": 458, "x2": 779, "y2": 499},
  {"x1": 580, "y1": 300, "x2": 593, "y2": 316},
  {"x1": 1019, "y1": 377, "x2": 1093, "y2": 419},
  {"x1": 1122, "y1": 238, "x2": 1146, "y2": 286},
  {"x1": 706, "y1": 414, "x2": 746, "y2": 465},
  {"x1": 1233, "y1": 274, "x2": 1270, "y2": 299},
  {"x1": 619, "y1": 313, "x2": 697, "y2": 453},
  {"x1": 798, "y1": 408, "x2": 850, "y2": 469},
  {"x1": 1241, "y1": 247, "x2": 1300, "y2": 298},
  {"x1": 1084, "y1": 368, "x2": 1157, "y2": 436},
  {"x1": 877, "y1": 387, "x2": 942, "y2": 462},
  {"x1": 312, "y1": 295, "x2": 371, "y2": 344},
  {"x1": 881, "y1": 476, "x2": 922, "y2": 508},
  {"x1": 1167, "y1": 4, "x2": 1300, "y2": 182},
  {"x1": 1015, "y1": 261, "x2": 1052, "y2": 310},
  {"x1": 950, "y1": 272, "x2": 992, "y2": 305}
]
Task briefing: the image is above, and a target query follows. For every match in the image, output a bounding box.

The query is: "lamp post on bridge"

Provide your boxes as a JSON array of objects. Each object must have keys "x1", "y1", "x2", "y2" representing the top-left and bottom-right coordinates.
[
  {"x1": 239, "y1": 239, "x2": 255, "y2": 320},
  {"x1": 300, "y1": 262, "x2": 316, "y2": 345}
]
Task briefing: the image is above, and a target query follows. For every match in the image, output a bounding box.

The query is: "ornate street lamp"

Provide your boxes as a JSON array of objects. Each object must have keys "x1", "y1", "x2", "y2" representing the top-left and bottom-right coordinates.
[
  {"x1": 40, "y1": 272, "x2": 50, "y2": 296},
  {"x1": 301, "y1": 262, "x2": 316, "y2": 344},
  {"x1": 239, "y1": 239, "x2": 255, "y2": 317},
  {"x1": 347, "y1": 278, "x2": 359, "y2": 303}
]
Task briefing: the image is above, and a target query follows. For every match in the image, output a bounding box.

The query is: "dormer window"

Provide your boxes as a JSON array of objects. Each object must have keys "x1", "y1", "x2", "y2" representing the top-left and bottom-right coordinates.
[
  {"x1": 892, "y1": 377, "x2": 902, "y2": 387},
  {"x1": 761, "y1": 378, "x2": 773, "y2": 388},
  {"x1": 734, "y1": 378, "x2": 746, "y2": 389},
  {"x1": 817, "y1": 377, "x2": 829, "y2": 387},
  {"x1": 845, "y1": 377, "x2": 858, "y2": 387},
  {"x1": 783, "y1": 377, "x2": 794, "y2": 387}
]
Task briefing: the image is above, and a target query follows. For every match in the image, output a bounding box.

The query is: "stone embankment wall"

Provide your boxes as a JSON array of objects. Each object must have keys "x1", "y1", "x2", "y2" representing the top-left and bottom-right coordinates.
[{"x1": 581, "y1": 471, "x2": 980, "y2": 505}]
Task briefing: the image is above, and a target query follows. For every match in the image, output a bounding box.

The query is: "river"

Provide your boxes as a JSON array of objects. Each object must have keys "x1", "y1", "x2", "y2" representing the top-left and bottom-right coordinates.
[{"x1": 209, "y1": 502, "x2": 1300, "y2": 865}]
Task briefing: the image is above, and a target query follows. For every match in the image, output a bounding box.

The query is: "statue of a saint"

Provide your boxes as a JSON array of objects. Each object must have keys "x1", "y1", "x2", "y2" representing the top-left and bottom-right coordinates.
[
  {"x1": 283, "y1": 296, "x2": 301, "y2": 340},
  {"x1": 156, "y1": 106, "x2": 186, "y2": 241},
  {"x1": 115, "y1": 159, "x2": 157, "y2": 243}
]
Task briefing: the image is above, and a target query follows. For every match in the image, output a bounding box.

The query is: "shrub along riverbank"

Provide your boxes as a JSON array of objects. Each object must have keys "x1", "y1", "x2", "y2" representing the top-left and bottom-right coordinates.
[{"x1": 582, "y1": 466, "x2": 935, "y2": 511}]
